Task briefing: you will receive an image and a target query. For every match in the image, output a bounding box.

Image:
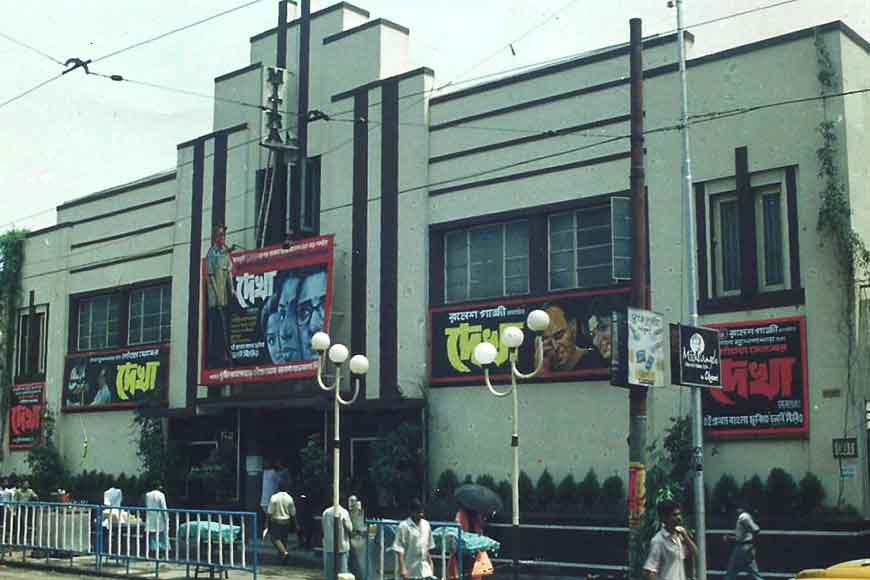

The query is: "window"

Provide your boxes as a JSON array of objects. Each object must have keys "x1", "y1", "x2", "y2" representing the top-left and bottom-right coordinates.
[
  {"x1": 548, "y1": 197, "x2": 631, "y2": 291},
  {"x1": 444, "y1": 221, "x2": 528, "y2": 303},
  {"x1": 16, "y1": 307, "x2": 47, "y2": 379},
  {"x1": 73, "y1": 282, "x2": 172, "y2": 352},
  {"x1": 708, "y1": 185, "x2": 790, "y2": 298},
  {"x1": 697, "y1": 163, "x2": 801, "y2": 312},
  {"x1": 77, "y1": 295, "x2": 121, "y2": 351},
  {"x1": 128, "y1": 285, "x2": 172, "y2": 345}
]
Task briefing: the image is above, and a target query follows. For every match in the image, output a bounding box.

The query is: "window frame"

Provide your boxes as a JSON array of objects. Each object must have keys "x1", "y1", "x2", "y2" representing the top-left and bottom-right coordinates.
[
  {"x1": 70, "y1": 279, "x2": 172, "y2": 354},
  {"x1": 15, "y1": 305, "x2": 48, "y2": 382},
  {"x1": 128, "y1": 285, "x2": 172, "y2": 346},
  {"x1": 429, "y1": 193, "x2": 632, "y2": 308},
  {"x1": 696, "y1": 163, "x2": 802, "y2": 314},
  {"x1": 442, "y1": 219, "x2": 530, "y2": 304}
]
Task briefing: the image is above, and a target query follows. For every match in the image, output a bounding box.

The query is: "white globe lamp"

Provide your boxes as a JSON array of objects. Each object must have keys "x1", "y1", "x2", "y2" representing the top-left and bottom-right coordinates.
[
  {"x1": 349, "y1": 354, "x2": 370, "y2": 375},
  {"x1": 328, "y1": 343, "x2": 349, "y2": 365},
  {"x1": 311, "y1": 331, "x2": 331, "y2": 353},
  {"x1": 473, "y1": 342, "x2": 498, "y2": 366},
  {"x1": 527, "y1": 309, "x2": 550, "y2": 332}
]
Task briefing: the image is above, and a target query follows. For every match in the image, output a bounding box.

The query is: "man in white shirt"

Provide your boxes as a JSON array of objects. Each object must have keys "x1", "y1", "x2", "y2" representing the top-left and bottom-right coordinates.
[
  {"x1": 643, "y1": 499, "x2": 697, "y2": 580},
  {"x1": 393, "y1": 498, "x2": 435, "y2": 580},
  {"x1": 322, "y1": 499, "x2": 353, "y2": 580},
  {"x1": 266, "y1": 483, "x2": 296, "y2": 563},
  {"x1": 145, "y1": 482, "x2": 170, "y2": 554},
  {"x1": 725, "y1": 506, "x2": 763, "y2": 580},
  {"x1": 104, "y1": 486, "x2": 123, "y2": 508}
]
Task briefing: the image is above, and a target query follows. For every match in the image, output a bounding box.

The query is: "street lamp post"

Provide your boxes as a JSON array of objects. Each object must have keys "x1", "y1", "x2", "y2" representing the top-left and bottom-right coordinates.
[
  {"x1": 312, "y1": 331, "x2": 369, "y2": 580},
  {"x1": 472, "y1": 309, "x2": 550, "y2": 580}
]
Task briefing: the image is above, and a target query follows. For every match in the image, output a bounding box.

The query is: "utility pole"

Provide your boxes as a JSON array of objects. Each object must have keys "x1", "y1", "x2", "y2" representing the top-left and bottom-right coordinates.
[
  {"x1": 271, "y1": 0, "x2": 289, "y2": 245},
  {"x1": 292, "y1": 0, "x2": 311, "y2": 240},
  {"x1": 627, "y1": 16, "x2": 650, "y2": 573},
  {"x1": 674, "y1": 1, "x2": 708, "y2": 578}
]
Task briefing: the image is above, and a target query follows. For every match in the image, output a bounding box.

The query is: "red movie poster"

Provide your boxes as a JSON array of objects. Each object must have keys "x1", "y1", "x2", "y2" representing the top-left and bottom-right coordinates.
[
  {"x1": 702, "y1": 316, "x2": 808, "y2": 439},
  {"x1": 201, "y1": 235, "x2": 334, "y2": 385},
  {"x1": 9, "y1": 382, "x2": 44, "y2": 450}
]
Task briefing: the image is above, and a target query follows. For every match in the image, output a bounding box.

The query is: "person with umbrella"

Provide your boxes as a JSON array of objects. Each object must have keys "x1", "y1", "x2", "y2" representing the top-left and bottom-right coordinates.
[{"x1": 448, "y1": 484, "x2": 502, "y2": 580}]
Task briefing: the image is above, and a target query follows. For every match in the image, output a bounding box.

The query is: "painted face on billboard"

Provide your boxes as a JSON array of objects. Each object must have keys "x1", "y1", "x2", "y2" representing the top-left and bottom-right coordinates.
[
  {"x1": 297, "y1": 271, "x2": 327, "y2": 360},
  {"x1": 542, "y1": 305, "x2": 578, "y2": 371},
  {"x1": 266, "y1": 311, "x2": 284, "y2": 363},
  {"x1": 589, "y1": 314, "x2": 612, "y2": 360},
  {"x1": 277, "y1": 276, "x2": 301, "y2": 362}
]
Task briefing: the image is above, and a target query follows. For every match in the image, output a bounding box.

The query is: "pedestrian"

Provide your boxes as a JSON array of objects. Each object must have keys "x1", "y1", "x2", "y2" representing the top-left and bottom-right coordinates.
[
  {"x1": 15, "y1": 479, "x2": 38, "y2": 502},
  {"x1": 643, "y1": 499, "x2": 698, "y2": 580},
  {"x1": 322, "y1": 498, "x2": 353, "y2": 580},
  {"x1": 724, "y1": 506, "x2": 763, "y2": 580},
  {"x1": 265, "y1": 481, "x2": 296, "y2": 564},
  {"x1": 295, "y1": 489, "x2": 314, "y2": 549},
  {"x1": 393, "y1": 498, "x2": 436, "y2": 580},
  {"x1": 145, "y1": 481, "x2": 170, "y2": 554},
  {"x1": 448, "y1": 506, "x2": 486, "y2": 580},
  {"x1": 260, "y1": 460, "x2": 281, "y2": 521},
  {"x1": 348, "y1": 495, "x2": 368, "y2": 580},
  {"x1": 104, "y1": 485, "x2": 123, "y2": 508}
]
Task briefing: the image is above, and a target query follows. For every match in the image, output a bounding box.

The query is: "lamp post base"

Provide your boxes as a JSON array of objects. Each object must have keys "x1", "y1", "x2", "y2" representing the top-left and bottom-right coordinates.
[{"x1": 512, "y1": 523, "x2": 520, "y2": 580}]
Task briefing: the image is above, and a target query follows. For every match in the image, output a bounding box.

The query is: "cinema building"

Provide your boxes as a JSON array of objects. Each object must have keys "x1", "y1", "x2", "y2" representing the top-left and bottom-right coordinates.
[{"x1": 6, "y1": 1, "x2": 870, "y2": 516}]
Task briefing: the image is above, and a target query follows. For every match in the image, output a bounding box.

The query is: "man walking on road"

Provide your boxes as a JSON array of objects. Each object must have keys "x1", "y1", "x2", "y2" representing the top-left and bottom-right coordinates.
[
  {"x1": 643, "y1": 499, "x2": 698, "y2": 580},
  {"x1": 265, "y1": 482, "x2": 296, "y2": 564},
  {"x1": 725, "y1": 506, "x2": 763, "y2": 580},
  {"x1": 393, "y1": 498, "x2": 435, "y2": 580}
]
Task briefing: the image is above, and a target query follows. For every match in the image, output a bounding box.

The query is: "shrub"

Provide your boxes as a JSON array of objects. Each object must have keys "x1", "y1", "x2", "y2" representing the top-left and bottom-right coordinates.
[
  {"x1": 577, "y1": 469, "x2": 601, "y2": 513},
  {"x1": 601, "y1": 475, "x2": 625, "y2": 514},
  {"x1": 740, "y1": 475, "x2": 765, "y2": 515},
  {"x1": 369, "y1": 422, "x2": 423, "y2": 509},
  {"x1": 476, "y1": 474, "x2": 497, "y2": 492},
  {"x1": 555, "y1": 474, "x2": 578, "y2": 511},
  {"x1": 711, "y1": 474, "x2": 740, "y2": 516},
  {"x1": 497, "y1": 480, "x2": 512, "y2": 514},
  {"x1": 436, "y1": 469, "x2": 460, "y2": 497},
  {"x1": 798, "y1": 473, "x2": 825, "y2": 514},
  {"x1": 536, "y1": 470, "x2": 556, "y2": 510},
  {"x1": 518, "y1": 471, "x2": 536, "y2": 511},
  {"x1": 766, "y1": 468, "x2": 798, "y2": 515}
]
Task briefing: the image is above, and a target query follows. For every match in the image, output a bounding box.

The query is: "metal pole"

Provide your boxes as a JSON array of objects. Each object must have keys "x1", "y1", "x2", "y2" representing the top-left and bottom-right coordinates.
[
  {"x1": 675, "y1": 1, "x2": 707, "y2": 578},
  {"x1": 293, "y1": 0, "x2": 311, "y2": 238},
  {"x1": 627, "y1": 17, "x2": 649, "y2": 575},
  {"x1": 334, "y1": 382, "x2": 341, "y2": 580},
  {"x1": 510, "y1": 370, "x2": 520, "y2": 580}
]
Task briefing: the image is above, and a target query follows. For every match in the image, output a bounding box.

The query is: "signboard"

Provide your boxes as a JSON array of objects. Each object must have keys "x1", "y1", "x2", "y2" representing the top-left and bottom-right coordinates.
[
  {"x1": 670, "y1": 323, "x2": 721, "y2": 387},
  {"x1": 63, "y1": 347, "x2": 168, "y2": 410},
  {"x1": 702, "y1": 316, "x2": 808, "y2": 439},
  {"x1": 833, "y1": 438, "x2": 858, "y2": 459},
  {"x1": 201, "y1": 235, "x2": 334, "y2": 385},
  {"x1": 840, "y1": 463, "x2": 857, "y2": 480},
  {"x1": 626, "y1": 308, "x2": 665, "y2": 387},
  {"x1": 9, "y1": 382, "x2": 44, "y2": 450},
  {"x1": 429, "y1": 288, "x2": 629, "y2": 385}
]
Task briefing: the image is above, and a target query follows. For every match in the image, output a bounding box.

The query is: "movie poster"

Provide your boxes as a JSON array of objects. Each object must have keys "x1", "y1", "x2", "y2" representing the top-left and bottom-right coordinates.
[
  {"x1": 63, "y1": 347, "x2": 168, "y2": 411},
  {"x1": 429, "y1": 288, "x2": 629, "y2": 385},
  {"x1": 201, "y1": 235, "x2": 334, "y2": 384},
  {"x1": 9, "y1": 382, "x2": 44, "y2": 450},
  {"x1": 702, "y1": 316, "x2": 808, "y2": 439}
]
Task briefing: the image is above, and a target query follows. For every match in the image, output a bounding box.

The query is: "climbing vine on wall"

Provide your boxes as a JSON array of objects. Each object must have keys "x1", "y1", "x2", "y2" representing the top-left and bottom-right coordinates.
[
  {"x1": 0, "y1": 229, "x2": 27, "y2": 459},
  {"x1": 814, "y1": 31, "x2": 868, "y2": 507}
]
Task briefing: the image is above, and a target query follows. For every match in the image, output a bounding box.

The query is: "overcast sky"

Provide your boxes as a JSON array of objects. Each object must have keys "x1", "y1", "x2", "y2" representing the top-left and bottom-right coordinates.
[{"x1": 0, "y1": 0, "x2": 866, "y2": 234}]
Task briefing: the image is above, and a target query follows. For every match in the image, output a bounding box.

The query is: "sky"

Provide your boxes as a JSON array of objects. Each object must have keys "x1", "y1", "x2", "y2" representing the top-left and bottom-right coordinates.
[{"x1": 0, "y1": 0, "x2": 867, "y2": 234}]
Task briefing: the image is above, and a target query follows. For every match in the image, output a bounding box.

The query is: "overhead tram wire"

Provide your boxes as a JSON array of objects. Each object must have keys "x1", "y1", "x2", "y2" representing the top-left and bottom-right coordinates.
[
  {"x1": 0, "y1": 30, "x2": 64, "y2": 65},
  {"x1": 0, "y1": 72, "x2": 65, "y2": 111},
  {"x1": 7, "y1": 82, "x2": 870, "y2": 236},
  {"x1": 90, "y1": 0, "x2": 269, "y2": 64}
]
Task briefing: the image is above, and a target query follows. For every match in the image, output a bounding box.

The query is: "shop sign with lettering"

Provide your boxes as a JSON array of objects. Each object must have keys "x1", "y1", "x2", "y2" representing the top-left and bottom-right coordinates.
[
  {"x1": 63, "y1": 347, "x2": 168, "y2": 411},
  {"x1": 429, "y1": 288, "x2": 629, "y2": 385},
  {"x1": 9, "y1": 382, "x2": 44, "y2": 450},
  {"x1": 702, "y1": 316, "x2": 808, "y2": 439}
]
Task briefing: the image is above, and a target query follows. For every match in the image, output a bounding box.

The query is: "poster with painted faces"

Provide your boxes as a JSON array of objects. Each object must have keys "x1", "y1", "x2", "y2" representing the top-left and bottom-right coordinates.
[
  {"x1": 200, "y1": 235, "x2": 334, "y2": 385},
  {"x1": 429, "y1": 288, "x2": 629, "y2": 385}
]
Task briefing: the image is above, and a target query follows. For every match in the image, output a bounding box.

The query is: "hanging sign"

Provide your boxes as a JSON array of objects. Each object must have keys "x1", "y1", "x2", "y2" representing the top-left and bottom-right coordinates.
[
  {"x1": 9, "y1": 382, "x2": 44, "y2": 450},
  {"x1": 670, "y1": 323, "x2": 721, "y2": 387},
  {"x1": 626, "y1": 307, "x2": 665, "y2": 387}
]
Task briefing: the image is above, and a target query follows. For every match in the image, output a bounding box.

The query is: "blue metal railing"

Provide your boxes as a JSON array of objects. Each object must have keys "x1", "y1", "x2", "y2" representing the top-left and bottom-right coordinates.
[{"x1": 0, "y1": 500, "x2": 259, "y2": 580}]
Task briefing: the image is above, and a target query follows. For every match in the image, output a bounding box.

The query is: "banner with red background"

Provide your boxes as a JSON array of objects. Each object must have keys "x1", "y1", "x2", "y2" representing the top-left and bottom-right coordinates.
[
  {"x1": 9, "y1": 382, "x2": 44, "y2": 450},
  {"x1": 702, "y1": 316, "x2": 808, "y2": 439}
]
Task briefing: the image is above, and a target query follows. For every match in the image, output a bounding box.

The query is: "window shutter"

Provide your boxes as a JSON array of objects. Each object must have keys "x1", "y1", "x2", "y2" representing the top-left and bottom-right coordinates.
[{"x1": 611, "y1": 196, "x2": 632, "y2": 280}]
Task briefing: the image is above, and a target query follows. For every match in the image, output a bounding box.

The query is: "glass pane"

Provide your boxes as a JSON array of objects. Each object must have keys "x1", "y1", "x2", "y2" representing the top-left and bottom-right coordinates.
[
  {"x1": 719, "y1": 200, "x2": 741, "y2": 292},
  {"x1": 469, "y1": 225, "x2": 503, "y2": 298},
  {"x1": 577, "y1": 206, "x2": 612, "y2": 288},
  {"x1": 550, "y1": 270, "x2": 573, "y2": 290},
  {"x1": 444, "y1": 232, "x2": 468, "y2": 302},
  {"x1": 763, "y1": 193, "x2": 784, "y2": 286},
  {"x1": 579, "y1": 265, "x2": 612, "y2": 287},
  {"x1": 505, "y1": 221, "x2": 528, "y2": 258},
  {"x1": 549, "y1": 213, "x2": 574, "y2": 237},
  {"x1": 611, "y1": 197, "x2": 632, "y2": 280}
]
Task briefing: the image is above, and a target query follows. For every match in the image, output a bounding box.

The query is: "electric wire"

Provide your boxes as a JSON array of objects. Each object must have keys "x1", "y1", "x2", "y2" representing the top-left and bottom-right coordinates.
[
  {"x1": 90, "y1": 0, "x2": 269, "y2": 64},
  {"x1": 0, "y1": 30, "x2": 64, "y2": 66},
  {"x1": 0, "y1": 72, "x2": 65, "y2": 111}
]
